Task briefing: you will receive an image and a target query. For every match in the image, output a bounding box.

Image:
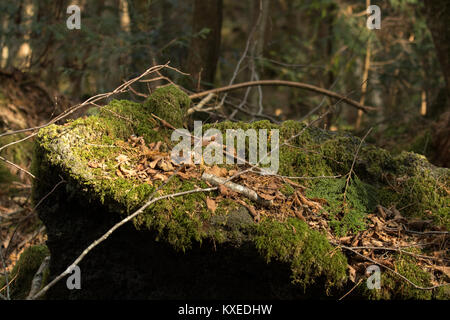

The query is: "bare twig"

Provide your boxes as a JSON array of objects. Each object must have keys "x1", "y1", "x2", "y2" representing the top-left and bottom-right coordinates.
[
  {"x1": 189, "y1": 80, "x2": 376, "y2": 112},
  {"x1": 202, "y1": 172, "x2": 272, "y2": 207},
  {"x1": 338, "y1": 278, "x2": 363, "y2": 301},
  {"x1": 26, "y1": 256, "x2": 50, "y2": 300},
  {"x1": 4, "y1": 177, "x2": 66, "y2": 259},
  {"x1": 187, "y1": 93, "x2": 217, "y2": 115},
  {"x1": 335, "y1": 243, "x2": 449, "y2": 290},
  {"x1": 28, "y1": 184, "x2": 216, "y2": 300}
]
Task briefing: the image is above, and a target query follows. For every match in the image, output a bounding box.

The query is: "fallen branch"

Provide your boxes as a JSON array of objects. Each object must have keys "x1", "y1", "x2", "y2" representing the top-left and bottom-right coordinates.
[
  {"x1": 26, "y1": 256, "x2": 50, "y2": 300},
  {"x1": 187, "y1": 92, "x2": 217, "y2": 115},
  {"x1": 189, "y1": 80, "x2": 376, "y2": 112},
  {"x1": 202, "y1": 172, "x2": 273, "y2": 207}
]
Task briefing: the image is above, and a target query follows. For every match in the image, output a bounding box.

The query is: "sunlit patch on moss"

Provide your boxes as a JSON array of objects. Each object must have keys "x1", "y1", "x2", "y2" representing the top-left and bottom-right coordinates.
[{"x1": 255, "y1": 217, "x2": 347, "y2": 293}]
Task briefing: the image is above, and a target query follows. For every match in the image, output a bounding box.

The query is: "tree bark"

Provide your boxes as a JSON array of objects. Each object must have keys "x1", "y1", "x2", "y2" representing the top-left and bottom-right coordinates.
[
  {"x1": 186, "y1": 0, "x2": 223, "y2": 89},
  {"x1": 423, "y1": 1, "x2": 450, "y2": 105}
]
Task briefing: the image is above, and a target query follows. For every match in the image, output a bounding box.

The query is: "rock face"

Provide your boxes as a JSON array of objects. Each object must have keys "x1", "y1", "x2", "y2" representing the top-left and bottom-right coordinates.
[{"x1": 32, "y1": 86, "x2": 449, "y2": 299}]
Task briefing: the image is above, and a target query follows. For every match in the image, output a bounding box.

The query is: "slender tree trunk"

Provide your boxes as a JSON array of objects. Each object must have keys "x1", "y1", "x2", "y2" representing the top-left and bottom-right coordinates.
[
  {"x1": 356, "y1": 1, "x2": 372, "y2": 130},
  {"x1": 423, "y1": 0, "x2": 450, "y2": 111},
  {"x1": 186, "y1": 0, "x2": 223, "y2": 89}
]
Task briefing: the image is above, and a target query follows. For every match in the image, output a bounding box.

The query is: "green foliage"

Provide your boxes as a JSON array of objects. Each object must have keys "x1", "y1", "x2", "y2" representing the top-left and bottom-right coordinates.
[{"x1": 134, "y1": 177, "x2": 213, "y2": 252}]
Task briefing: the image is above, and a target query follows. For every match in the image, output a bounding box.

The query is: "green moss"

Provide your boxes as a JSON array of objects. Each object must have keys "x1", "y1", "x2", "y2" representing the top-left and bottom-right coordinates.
[
  {"x1": 0, "y1": 245, "x2": 50, "y2": 300},
  {"x1": 379, "y1": 152, "x2": 450, "y2": 228},
  {"x1": 31, "y1": 88, "x2": 449, "y2": 298},
  {"x1": 255, "y1": 217, "x2": 347, "y2": 293},
  {"x1": 363, "y1": 254, "x2": 437, "y2": 300},
  {"x1": 305, "y1": 177, "x2": 377, "y2": 236},
  {"x1": 143, "y1": 85, "x2": 191, "y2": 128},
  {"x1": 132, "y1": 177, "x2": 216, "y2": 251}
]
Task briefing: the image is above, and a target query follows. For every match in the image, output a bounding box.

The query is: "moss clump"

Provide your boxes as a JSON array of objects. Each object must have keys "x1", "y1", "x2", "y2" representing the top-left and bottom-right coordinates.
[
  {"x1": 361, "y1": 254, "x2": 443, "y2": 300},
  {"x1": 255, "y1": 217, "x2": 347, "y2": 293},
  {"x1": 305, "y1": 177, "x2": 378, "y2": 236},
  {"x1": 205, "y1": 119, "x2": 448, "y2": 233},
  {"x1": 0, "y1": 245, "x2": 50, "y2": 300},
  {"x1": 143, "y1": 85, "x2": 191, "y2": 128}
]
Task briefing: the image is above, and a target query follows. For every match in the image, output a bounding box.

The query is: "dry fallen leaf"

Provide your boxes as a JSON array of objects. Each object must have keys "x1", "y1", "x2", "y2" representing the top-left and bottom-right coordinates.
[
  {"x1": 153, "y1": 173, "x2": 167, "y2": 181},
  {"x1": 116, "y1": 154, "x2": 130, "y2": 164},
  {"x1": 205, "y1": 165, "x2": 228, "y2": 177},
  {"x1": 88, "y1": 160, "x2": 100, "y2": 168},
  {"x1": 259, "y1": 193, "x2": 276, "y2": 201},
  {"x1": 206, "y1": 197, "x2": 217, "y2": 213},
  {"x1": 157, "y1": 159, "x2": 174, "y2": 172},
  {"x1": 348, "y1": 265, "x2": 357, "y2": 283},
  {"x1": 119, "y1": 163, "x2": 136, "y2": 176},
  {"x1": 218, "y1": 184, "x2": 230, "y2": 196}
]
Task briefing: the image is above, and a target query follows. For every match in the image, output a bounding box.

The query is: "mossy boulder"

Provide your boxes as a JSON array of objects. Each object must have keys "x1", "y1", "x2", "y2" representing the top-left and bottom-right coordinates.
[
  {"x1": 31, "y1": 85, "x2": 449, "y2": 299},
  {"x1": 0, "y1": 245, "x2": 50, "y2": 300}
]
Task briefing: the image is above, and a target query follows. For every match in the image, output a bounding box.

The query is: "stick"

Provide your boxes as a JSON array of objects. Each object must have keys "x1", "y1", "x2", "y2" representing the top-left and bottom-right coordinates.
[
  {"x1": 26, "y1": 256, "x2": 50, "y2": 300},
  {"x1": 202, "y1": 172, "x2": 272, "y2": 207},
  {"x1": 28, "y1": 186, "x2": 217, "y2": 300},
  {"x1": 189, "y1": 80, "x2": 376, "y2": 112}
]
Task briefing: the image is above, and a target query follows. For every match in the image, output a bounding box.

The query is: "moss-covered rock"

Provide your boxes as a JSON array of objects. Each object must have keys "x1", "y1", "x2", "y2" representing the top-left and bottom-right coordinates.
[
  {"x1": 0, "y1": 245, "x2": 49, "y2": 300},
  {"x1": 31, "y1": 86, "x2": 448, "y2": 299}
]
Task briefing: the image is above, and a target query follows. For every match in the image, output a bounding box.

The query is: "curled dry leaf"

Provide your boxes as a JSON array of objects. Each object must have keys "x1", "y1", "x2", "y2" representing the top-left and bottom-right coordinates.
[
  {"x1": 218, "y1": 184, "x2": 230, "y2": 196},
  {"x1": 205, "y1": 165, "x2": 228, "y2": 177},
  {"x1": 206, "y1": 197, "x2": 217, "y2": 213},
  {"x1": 259, "y1": 193, "x2": 276, "y2": 201},
  {"x1": 348, "y1": 265, "x2": 357, "y2": 283},
  {"x1": 119, "y1": 163, "x2": 136, "y2": 176},
  {"x1": 115, "y1": 154, "x2": 130, "y2": 164},
  {"x1": 153, "y1": 173, "x2": 167, "y2": 181},
  {"x1": 157, "y1": 159, "x2": 174, "y2": 172}
]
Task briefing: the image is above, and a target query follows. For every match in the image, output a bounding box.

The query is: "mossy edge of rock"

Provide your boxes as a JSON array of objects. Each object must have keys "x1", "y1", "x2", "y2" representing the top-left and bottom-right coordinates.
[
  {"x1": 0, "y1": 245, "x2": 49, "y2": 300},
  {"x1": 31, "y1": 85, "x2": 448, "y2": 298}
]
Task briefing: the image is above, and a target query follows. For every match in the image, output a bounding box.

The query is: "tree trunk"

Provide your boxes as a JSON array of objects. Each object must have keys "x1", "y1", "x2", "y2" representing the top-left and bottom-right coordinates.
[
  {"x1": 186, "y1": 0, "x2": 223, "y2": 89},
  {"x1": 423, "y1": 1, "x2": 450, "y2": 106}
]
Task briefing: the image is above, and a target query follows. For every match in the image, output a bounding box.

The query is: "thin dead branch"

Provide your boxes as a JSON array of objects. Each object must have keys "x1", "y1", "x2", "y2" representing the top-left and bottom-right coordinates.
[
  {"x1": 189, "y1": 80, "x2": 376, "y2": 112},
  {"x1": 202, "y1": 172, "x2": 272, "y2": 207}
]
